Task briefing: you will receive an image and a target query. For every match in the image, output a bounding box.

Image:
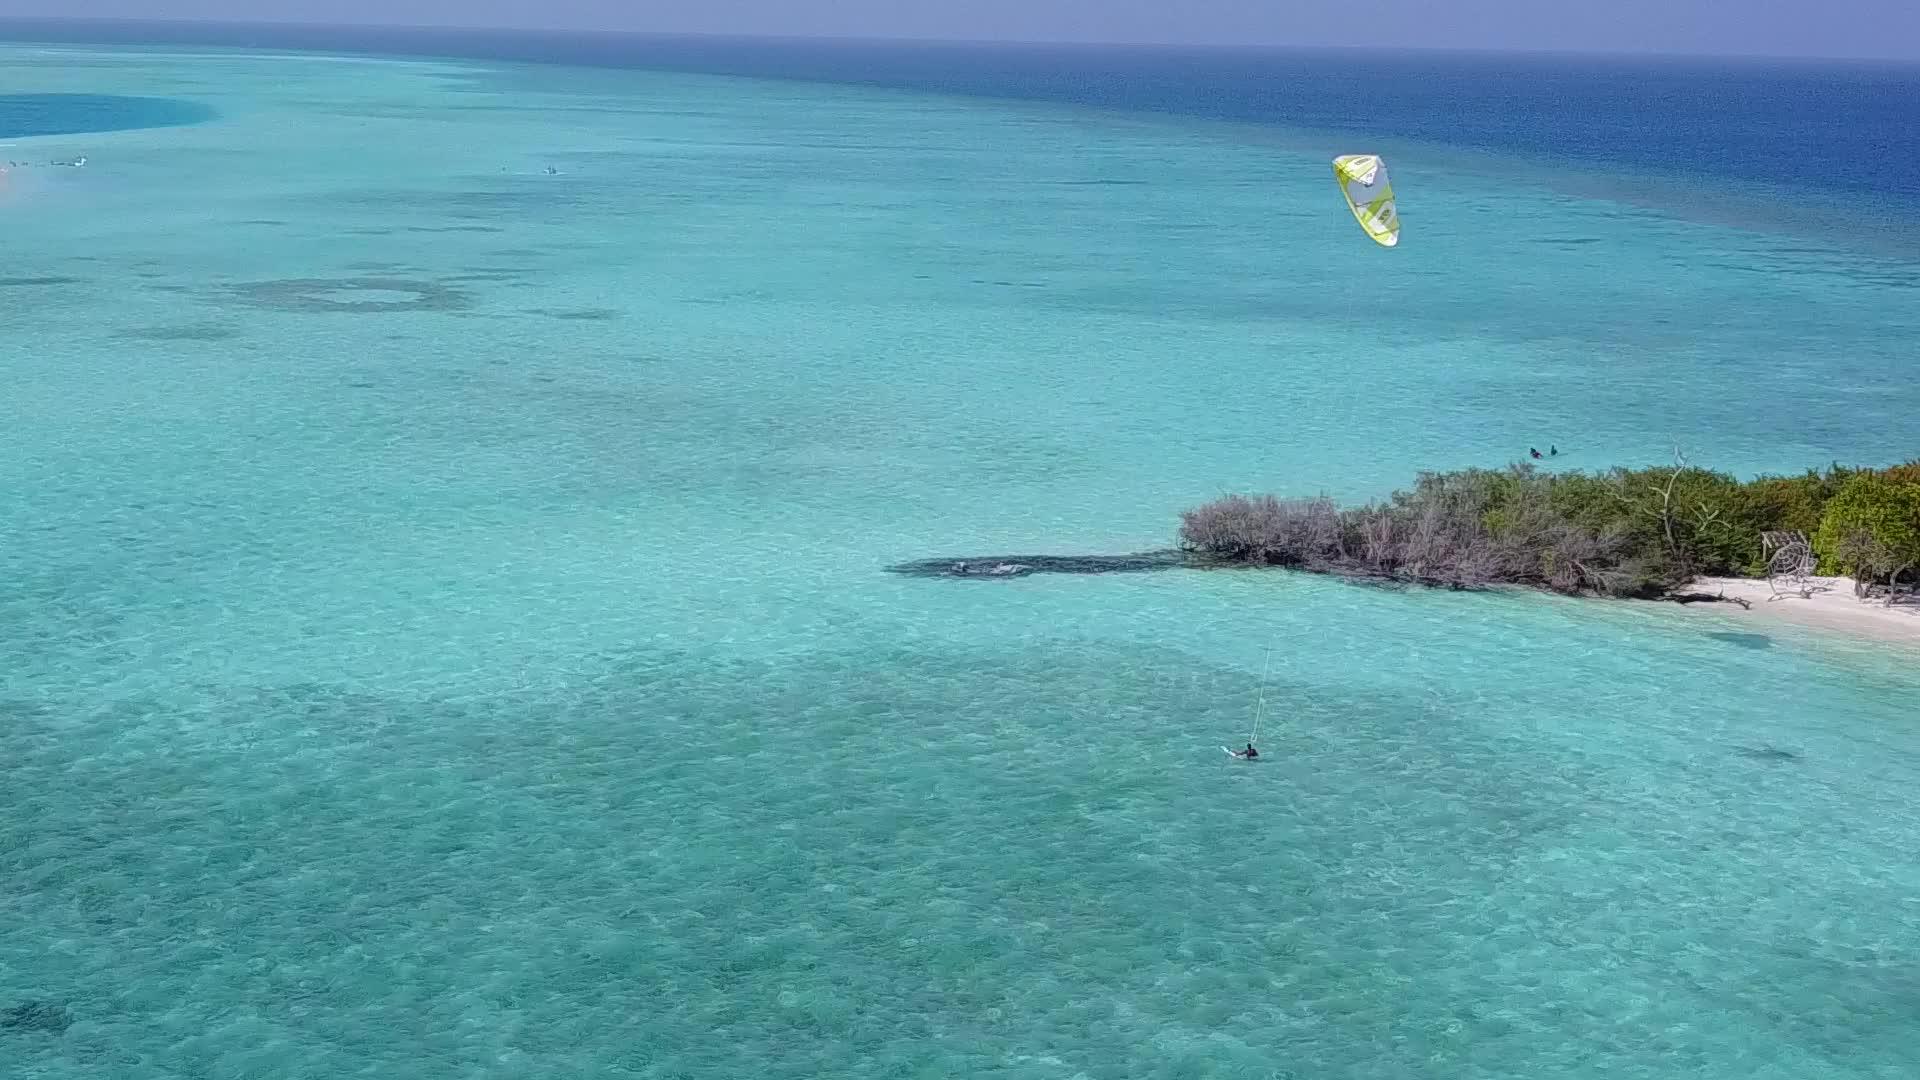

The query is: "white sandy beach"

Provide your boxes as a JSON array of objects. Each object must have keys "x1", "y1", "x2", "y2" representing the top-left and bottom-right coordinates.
[{"x1": 1685, "y1": 575, "x2": 1920, "y2": 646}]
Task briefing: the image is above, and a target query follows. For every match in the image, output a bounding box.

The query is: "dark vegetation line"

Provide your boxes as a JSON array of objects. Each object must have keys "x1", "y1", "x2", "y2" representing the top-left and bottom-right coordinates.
[{"x1": 895, "y1": 455, "x2": 1920, "y2": 603}]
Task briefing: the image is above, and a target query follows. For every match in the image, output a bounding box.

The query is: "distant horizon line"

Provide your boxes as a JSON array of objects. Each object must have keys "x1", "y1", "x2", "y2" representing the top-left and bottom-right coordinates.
[{"x1": 1, "y1": 14, "x2": 1915, "y2": 66}]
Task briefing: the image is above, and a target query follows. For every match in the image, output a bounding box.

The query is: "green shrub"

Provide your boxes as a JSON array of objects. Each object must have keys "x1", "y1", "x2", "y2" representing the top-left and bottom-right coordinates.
[
  {"x1": 1813, "y1": 473, "x2": 1920, "y2": 583},
  {"x1": 1179, "y1": 454, "x2": 1918, "y2": 598}
]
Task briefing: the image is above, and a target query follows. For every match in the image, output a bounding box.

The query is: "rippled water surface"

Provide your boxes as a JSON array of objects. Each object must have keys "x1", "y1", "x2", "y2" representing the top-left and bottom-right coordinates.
[{"x1": 3, "y1": 39, "x2": 1918, "y2": 1079}]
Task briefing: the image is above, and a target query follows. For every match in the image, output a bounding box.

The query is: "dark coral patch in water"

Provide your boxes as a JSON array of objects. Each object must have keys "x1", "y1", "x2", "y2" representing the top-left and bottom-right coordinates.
[
  {"x1": 116, "y1": 323, "x2": 240, "y2": 342},
  {"x1": 2, "y1": 1000, "x2": 74, "y2": 1035},
  {"x1": 223, "y1": 277, "x2": 473, "y2": 314},
  {"x1": 444, "y1": 272, "x2": 527, "y2": 283},
  {"x1": 0, "y1": 276, "x2": 81, "y2": 287},
  {"x1": 524, "y1": 307, "x2": 622, "y2": 321}
]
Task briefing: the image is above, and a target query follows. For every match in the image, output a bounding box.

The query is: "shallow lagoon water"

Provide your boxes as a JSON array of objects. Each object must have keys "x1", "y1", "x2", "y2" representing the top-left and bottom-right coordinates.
[{"x1": 2, "y1": 40, "x2": 1918, "y2": 1079}]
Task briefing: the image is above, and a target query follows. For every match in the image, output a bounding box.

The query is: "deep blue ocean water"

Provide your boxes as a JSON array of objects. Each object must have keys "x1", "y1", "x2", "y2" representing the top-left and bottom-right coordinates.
[
  {"x1": 3, "y1": 22, "x2": 1918, "y2": 1080},
  {"x1": 5, "y1": 18, "x2": 1918, "y2": 211}
]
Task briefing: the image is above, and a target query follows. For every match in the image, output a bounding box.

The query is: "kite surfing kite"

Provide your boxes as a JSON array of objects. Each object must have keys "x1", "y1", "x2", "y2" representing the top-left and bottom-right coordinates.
[{"x1": 1332, "y1": 154, "x2": 1399, "y2": 248}]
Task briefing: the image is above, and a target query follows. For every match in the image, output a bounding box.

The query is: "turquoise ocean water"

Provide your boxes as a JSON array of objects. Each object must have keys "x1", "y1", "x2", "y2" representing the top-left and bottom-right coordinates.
[{"x1": 3, "y1": 36, "x2": 1919, "y2": 1079}]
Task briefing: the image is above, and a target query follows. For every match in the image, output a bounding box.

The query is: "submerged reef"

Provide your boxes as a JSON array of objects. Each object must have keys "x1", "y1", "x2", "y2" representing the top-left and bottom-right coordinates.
[
  {"x1": 2, "y1": 1000, "x2": 74, "y2": 1035},
  {"x1": 886, "y1": 551, "x2": 1189, "y2": 579}
]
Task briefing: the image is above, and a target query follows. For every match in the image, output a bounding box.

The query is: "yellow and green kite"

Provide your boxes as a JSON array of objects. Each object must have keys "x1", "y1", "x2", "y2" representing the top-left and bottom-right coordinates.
[{"x1": 1332, "y1": 154, "x2": 1400, "y2": 248}]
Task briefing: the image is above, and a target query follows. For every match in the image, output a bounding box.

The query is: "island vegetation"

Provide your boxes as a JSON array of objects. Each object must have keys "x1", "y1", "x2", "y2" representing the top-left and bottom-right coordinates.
[{"x1": 1177, "y1": 453, "x2": 1920, "y2": 602}]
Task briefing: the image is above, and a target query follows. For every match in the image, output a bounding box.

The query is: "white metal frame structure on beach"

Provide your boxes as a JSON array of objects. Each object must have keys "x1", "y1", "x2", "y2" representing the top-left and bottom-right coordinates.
[{"x1": 1761, "y1": 530, "x2": 1817, "y2": 600}]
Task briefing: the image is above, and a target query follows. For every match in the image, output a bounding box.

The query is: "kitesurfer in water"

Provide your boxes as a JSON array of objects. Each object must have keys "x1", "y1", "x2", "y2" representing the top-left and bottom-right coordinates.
[{"x1": 1233, "y1": 742, "x2": 1259, "y2": 759}]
